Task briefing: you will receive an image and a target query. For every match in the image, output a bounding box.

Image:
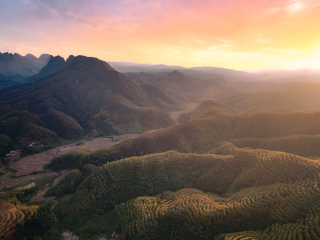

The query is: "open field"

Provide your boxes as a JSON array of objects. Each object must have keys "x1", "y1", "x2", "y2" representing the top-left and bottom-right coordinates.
[
  {"x1": 0, "y1": 134, "x2": 139, "y2": 189},
  {"x1": 11, "y1": 134, "x2": 140, "y2": 176}
]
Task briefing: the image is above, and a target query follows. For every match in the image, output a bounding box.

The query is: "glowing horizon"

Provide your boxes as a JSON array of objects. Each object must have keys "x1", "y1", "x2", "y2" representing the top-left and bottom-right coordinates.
[{"x1": 1, "y1": 0, "x2": 320, "y2": 70}]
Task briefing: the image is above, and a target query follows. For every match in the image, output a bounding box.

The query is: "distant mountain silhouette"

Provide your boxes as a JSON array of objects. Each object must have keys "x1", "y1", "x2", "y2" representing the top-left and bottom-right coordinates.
[
  {"x1": 0, "y1": 52, "x2": 50, "y2": 76},
  {"x1": 25, "y1": 55, "x2": 75, "y2": 83},
  {"x1": 109, "y1": 62, "x2": 258, "y2": 81},
  {"x1": 126, "y1": 70, "x2": 237, "y2": 103},
  {"x1": 0, "y1": 52, "x2": 50, "y2": 89},
  {"x1": 220, "y1": 82, "x2": 320, "y2": 113}
]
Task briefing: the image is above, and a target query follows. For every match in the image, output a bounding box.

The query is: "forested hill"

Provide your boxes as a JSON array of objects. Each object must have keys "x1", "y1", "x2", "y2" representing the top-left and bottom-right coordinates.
[
  {"x1": 47, "y1": 110, "x2": 320, "y2": 170},
  {"x1": 0, "y1": 56, "x2": 180, "y2": 155}
]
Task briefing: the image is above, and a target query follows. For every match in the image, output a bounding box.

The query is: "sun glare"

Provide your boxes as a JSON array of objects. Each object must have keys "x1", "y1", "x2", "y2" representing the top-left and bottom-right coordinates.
[{"x1": 287, "y1": 2, "x2": 305, "y2": 12}]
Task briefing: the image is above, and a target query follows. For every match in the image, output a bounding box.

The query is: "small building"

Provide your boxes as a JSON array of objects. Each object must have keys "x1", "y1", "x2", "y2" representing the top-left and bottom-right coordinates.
[
  {"x1": 29, "y1": 142, "x2": 41, "y2": 147},
  {"x1": 6, "y1": 150, "x2": 16, "y2": 157}
]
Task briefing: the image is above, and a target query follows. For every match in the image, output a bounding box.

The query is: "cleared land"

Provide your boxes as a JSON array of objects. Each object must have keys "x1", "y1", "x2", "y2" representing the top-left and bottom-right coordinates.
[{"x1": 0, "y1": 134, "x2": 139, "y2": 189}]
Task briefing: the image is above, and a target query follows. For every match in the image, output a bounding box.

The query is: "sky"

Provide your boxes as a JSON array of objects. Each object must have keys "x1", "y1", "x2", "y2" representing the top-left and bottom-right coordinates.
[{"x1": 1, "y1": 0, "x2": 320, "y2": 70}]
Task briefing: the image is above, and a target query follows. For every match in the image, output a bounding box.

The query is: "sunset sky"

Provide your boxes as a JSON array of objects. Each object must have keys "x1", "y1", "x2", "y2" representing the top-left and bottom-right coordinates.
[{"x1": 1, "y1": 0, "x2": 320, "y2": 70}]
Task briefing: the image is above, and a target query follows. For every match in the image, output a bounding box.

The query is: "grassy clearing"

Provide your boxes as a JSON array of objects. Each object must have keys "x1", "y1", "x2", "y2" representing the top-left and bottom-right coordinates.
[
  {"x1": 14, "y1": 174, "x2": 59, "y2": 189},
  {"x1": 34, "y1": 175, "x2": 59, "y2": 187},
  {"x1": 17, "y1": 179, "x2": 35, "y2": 187}
]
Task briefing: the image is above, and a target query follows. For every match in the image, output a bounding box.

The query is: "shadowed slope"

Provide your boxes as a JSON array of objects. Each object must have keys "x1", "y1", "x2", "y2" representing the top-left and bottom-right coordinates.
[
  {"x1": 0, "y1": 56, "x2": 176, "y2": 152},
  {"x1": 24, "y1": 55, "x2": 75, "y2": 83}
]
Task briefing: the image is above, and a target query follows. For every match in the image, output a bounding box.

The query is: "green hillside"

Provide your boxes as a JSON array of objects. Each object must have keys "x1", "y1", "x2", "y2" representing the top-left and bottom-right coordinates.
[
  {"x1": 117, "y1": 179, "x2": 320, "y2": 240},
  {"x1": 44, "y1": 146, "x2": 320, "y2": 239},
  {"x1": 47, "y1": 111, "x2": 320, "y2": 170}
]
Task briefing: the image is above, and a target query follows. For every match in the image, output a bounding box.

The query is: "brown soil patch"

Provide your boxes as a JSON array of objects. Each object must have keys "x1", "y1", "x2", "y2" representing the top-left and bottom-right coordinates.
[
  {"x1": 170, "y1": 103, "x2": 199, "y2": 124},
  {"x1": 10, "y1": 153, "x2": 54, "y2": 176},
  {"x1": 31, "y1": 170, "x2": 70, "y2": 202},
  {"x1": 0, "y1": 134, "x2": 139, "y2": 188}
]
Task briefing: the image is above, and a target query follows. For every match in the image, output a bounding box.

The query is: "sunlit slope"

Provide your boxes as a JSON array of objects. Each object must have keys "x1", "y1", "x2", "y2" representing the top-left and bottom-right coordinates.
[
  {"x1": 230, "y1": 134, "x2": 320, "y2": 157},
  {"x1": 221, "y1": 82, "x2": 320, "y2": 113},
  {"x1": 177, "y1": 100, "x2": 238, "y2": 123},
  {"x1": 117, "y1": 179, "x2": 320, "y2": 240},
  {"x1": 0, "y1": 189, "x2": 56, "y2": 240},
  {"x1": 0, "y1": 197, "x2": 42, "y2": 240},
  {"x1": 0, "y1": 200, "x2": 25, "y2": 240},
  {"x1": 51, "y1": 148, "x2": 320, "y2": 215},
  {"x1": 51, "y1": 151, "x2": 231, "y2": 216},
  {"x1": 125, "y1": 71, "x2": 236, "y2": 104},
  {"x1": 47, "y1": 111, "x2": 320, "y2": 170}
]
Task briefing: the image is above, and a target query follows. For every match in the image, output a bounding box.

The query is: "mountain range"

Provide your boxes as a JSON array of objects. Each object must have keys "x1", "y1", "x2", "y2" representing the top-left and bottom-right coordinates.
[
  {"x1": 0, "y1": 56, "x2": 185, "y2": 155},
  {"x1": 0, "y1": 52, "x2": 50, "y2": 90},
  {"x1": 3, "y1": 53, "x2": 320, "y2": 240}
]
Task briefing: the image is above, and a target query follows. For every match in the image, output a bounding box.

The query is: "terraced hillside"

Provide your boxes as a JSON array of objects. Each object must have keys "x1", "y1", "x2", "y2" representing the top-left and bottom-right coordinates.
[
  {"x1": 0, "y1": 190, "x2": 54, "y2": 240},
  {"x1": 46, "y1": 145, "x2": 320, "y2": 239},
  {"x1": 50, "y1": 152, "x2": 230, "y2": 215},
  {"x1": 0, "y1": 199, "x2": 25, "y2": 239},
  {"x1": 117, "y1": 179, "x2": 320, "y2": 240},
  {"x1": 47, "y1": 111, "x2": 320, "y2": 170}
]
